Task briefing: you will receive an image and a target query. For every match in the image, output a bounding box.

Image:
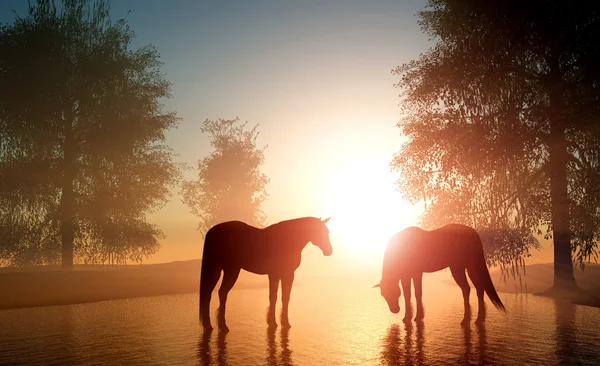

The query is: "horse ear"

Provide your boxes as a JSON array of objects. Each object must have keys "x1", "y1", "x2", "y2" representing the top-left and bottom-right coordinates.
[
  {"x1": 322, "y1": 216, "x2": 331, "y2": 224},
  {"x1": 373, "y1": 283, "x2": 380, "y2": 288}
]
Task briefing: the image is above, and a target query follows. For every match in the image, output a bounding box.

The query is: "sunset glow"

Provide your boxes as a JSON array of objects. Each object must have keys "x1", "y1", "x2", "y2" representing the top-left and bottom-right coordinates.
[
  {"x1": 2, "y1": 0, "x2": 600, "y2": 365},
  {"x1": 324, "y1": 155, "x2": 421, "y2": 259}
]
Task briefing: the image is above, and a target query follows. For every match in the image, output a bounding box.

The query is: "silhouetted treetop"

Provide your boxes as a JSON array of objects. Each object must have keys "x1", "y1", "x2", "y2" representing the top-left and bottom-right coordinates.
[{"x1": 183, "y1": 118, "x2": 269, "y2": 237}]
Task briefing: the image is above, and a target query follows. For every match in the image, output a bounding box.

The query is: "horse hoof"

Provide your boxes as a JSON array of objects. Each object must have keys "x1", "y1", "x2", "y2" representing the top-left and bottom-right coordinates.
[
  {"x1": 402, "y1": 317, "x2": 411, "y2": 324},
  {"x1": 475, "y1": 318, "x2": 484, "y2": 326},
  {"x1": 282, "y1": 322, "x2": 291, "y2": 329},
  {"x1": 201, "y1": 317, "x2": 212, "y2": 328},
  {"x1": 203, "y1": 324, "x2": 214, "y2": 331},
  {"x1": 219, "y1": 324, "x2": 230, "y2": 332}
]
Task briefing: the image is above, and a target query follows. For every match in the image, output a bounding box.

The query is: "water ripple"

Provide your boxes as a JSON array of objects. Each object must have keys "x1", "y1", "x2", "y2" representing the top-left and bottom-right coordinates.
[{"x1": 0, "y1": 280, "x2": 599, "y2": 365}]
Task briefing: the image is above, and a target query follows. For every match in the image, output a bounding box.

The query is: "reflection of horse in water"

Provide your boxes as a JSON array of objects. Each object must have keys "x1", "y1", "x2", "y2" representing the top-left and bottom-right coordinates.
[
  {"x1": 374, "y1": 224, "x2": 506, "y2": 325},
  {"x1": 461, "y1": 323, "x2": 489, "y2": 364},
  {"x1": 380, "y1": 322, "x2": 425, "y2": 365},
  {"x1": 199, "y1": 217, "x2": 333, "y2": 331},
  {"x1": 267, "y1": 326, "x2": 294, "y2": 366},
  {"x1": 380, "y1": 321, "x2": 489, "y2": 365},
  {"x1": 197, "y1": 330, "x2": 228, "y2": 366}
]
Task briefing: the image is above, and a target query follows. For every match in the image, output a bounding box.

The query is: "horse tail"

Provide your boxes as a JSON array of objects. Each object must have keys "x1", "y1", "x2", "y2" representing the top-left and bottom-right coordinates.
[
  {"x1": 199, "y1": 227, "x2": 217, "y2": 324},
  {"x1": 474, "y1": 235, "x2": 507, "y2": 313}
]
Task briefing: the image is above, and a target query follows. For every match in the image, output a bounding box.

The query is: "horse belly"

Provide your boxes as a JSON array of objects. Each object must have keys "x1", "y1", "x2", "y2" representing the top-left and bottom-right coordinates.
[
  {"x1": 421, "y1": 262, "x2": 449, "y2": 273},
  {"x1": 239, "y1": 250, "x2": 284, "y2": 275},
  {"x1": 239, "y1": 250, "x2": 272, "y2": 275},
  {"x1": 242, "y1": 262, "x2": 270, "y2": 275},
  {"x1": 241, "y1": 253, "x2": 300, "y2": 276},
  {"x1": 412, "y1": 249, "x2": 450, "y2": 273}
]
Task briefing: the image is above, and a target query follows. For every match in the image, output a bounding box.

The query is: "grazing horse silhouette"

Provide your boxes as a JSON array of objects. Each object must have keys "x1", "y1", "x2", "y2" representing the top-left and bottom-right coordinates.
[
  {"x1": 199, "y1": 216, "x2": 333, "y2": 331},
  {"x1": 374, "y1": 224, "x2": 506, "y2": 325}
]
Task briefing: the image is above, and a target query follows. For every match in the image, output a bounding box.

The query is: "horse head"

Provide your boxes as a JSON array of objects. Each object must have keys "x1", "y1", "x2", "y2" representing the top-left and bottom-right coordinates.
[
  {"x1": 310, "y1": 216, "x2": 333, "y2": 256},
  {"x1": 373, "y1": 280, "x2": 401, "y2": 314}
]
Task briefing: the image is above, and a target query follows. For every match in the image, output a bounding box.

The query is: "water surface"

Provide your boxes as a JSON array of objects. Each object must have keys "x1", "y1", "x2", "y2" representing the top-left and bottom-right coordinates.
[{"x1": 1, "y1": 276, "x2": 599, "y2": 365}]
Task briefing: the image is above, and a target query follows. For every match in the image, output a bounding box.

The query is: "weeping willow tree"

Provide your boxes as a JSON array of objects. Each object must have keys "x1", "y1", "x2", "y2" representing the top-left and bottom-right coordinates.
[
  {"x1": 0, "y1": 0, "x2": 181, "y2": 268},
  {"x1": 391, "y1": 0, "x2": 600, "y2": 291}
]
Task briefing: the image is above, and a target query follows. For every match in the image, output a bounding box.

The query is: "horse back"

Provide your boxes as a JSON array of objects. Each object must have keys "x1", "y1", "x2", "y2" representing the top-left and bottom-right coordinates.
[
  {"x1": 389, "y1": 224, "x2": 482, "y2": 274},
  {"x1": 203, "y1": 221, "x2": 297, "y2": 274},
  {"x1": 431, "y1": 224, "x2": 482, "y2": 251},
  {"x1": 204, "y1": 221, "x2": 260, "y2": 253}
]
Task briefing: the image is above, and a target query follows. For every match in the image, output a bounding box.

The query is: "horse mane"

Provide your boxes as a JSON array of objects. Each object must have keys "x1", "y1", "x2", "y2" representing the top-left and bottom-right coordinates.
[{"x1": 264, "y1": 217, "x2": 320, "y2": 232}]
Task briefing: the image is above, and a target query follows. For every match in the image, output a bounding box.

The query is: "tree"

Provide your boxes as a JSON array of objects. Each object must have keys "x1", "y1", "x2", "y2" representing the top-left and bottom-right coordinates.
[
  {"x1": 0, "y1": 0, "x2": 180, "y2": 268},
  {"x1": 391, "y1": 0, "x2": 600, "y2": 291},
  {"x1": 182, "y1": 118, "x2": 269, "y2": 237}
]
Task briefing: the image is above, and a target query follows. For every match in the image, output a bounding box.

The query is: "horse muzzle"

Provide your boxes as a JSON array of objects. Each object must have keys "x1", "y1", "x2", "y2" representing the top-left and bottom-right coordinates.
[{"x1": 389, "y1": 305, "x2": 400, "y2": 314}]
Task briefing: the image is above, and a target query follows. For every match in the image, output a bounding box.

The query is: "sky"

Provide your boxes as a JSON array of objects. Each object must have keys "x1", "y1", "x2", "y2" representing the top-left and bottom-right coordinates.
[{"x1": 0, "y1": 0, "x2": 554, "y2": 271}]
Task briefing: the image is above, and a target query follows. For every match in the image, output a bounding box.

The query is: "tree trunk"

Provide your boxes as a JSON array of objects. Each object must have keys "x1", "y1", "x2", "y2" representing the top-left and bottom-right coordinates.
[
  {"x1": 60, "y1": 117, "x2": 76, "y2": 270},
  {"x1": 548, "y1": 68, "x2": 577, "y2": 290},
  {"x1": 60, "y1": 180, "x2": 75, "y2": 270},
  {"x1": 549, "y1": 139, "x2": 577, "y2": 290}
]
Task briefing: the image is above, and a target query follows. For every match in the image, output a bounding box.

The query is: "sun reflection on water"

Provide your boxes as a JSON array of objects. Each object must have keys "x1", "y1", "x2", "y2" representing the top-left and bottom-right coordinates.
[{"x1": 1, "y1": 278, "x2": 600, "y2": 365}]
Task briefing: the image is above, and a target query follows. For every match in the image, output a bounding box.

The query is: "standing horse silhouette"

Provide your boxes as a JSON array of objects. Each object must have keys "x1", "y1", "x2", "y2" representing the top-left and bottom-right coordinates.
[
  {"x1": 199, "y1": 216, "x2": 333, "y2": 331},
  {"x1": 374, "y1": 224, "x2": 506, "y2": 325}
]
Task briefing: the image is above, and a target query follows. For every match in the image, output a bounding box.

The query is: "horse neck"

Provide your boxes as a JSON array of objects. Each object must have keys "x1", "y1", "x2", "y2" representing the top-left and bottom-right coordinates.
[
  {"x1": 382, "y1": 246, "x2": 401, "y2": 283},
  {"x1": 265, "y1": 218, "x2": 312, "y2": 252},
  {"x1": 381, "y1": 263, "x2": 400, "y2": 284}
]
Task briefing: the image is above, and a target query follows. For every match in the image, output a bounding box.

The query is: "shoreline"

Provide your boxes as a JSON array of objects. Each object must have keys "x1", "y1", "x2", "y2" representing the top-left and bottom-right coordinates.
[
  {"x1": 0, "y1": 260, "x2": 270, "y2": 311},
  {"x1": 3, "y1": 261, "x2": 600, "y2": 310},
  {"x1": 442, "y1": 262, "x2": 600, "y2": 308}
]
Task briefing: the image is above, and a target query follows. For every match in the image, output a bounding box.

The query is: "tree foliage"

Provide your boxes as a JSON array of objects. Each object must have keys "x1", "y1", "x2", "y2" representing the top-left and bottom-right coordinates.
[
  {"x1": 0, "y1": 0, "x2": 180, "y2": 267},
  {"x1": 182, "y1": 118, "x2": 269, "y2": 237},
  {"x1": 391, "y1": 0, "x2": 600, "y2": 287}
]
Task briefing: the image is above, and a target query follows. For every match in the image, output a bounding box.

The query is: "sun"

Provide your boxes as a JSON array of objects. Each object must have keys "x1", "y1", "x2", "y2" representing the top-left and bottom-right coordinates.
[{"x1": 324, "y1": 156, "x2": 422, "y2": 260}]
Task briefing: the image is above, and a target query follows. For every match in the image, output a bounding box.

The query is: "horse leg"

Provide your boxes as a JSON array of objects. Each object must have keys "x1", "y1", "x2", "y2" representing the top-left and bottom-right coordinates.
[
  {"x1": 467, "y1": 267, "x2": 486, "y2": 325},
  {"x1": 451, "y1": 266, "x2": 471, "y2": 326},
  {"x1": 217, "y1": 267, "x2": 240, "y2": 332},
  {"x1": 200, "y1": 266, "x2": 222, "y2": 331},
  {"x1": 401, "y1": 277, "x2": 412, "y2": 323},
  {"x1": 267, "y1": 274, "x2": 280, "y2": 328},
  {"x1": 280, "y1": 272, "x2": 295, "y2": 328},
  {"x1": 413, "y1": 273, "x2": 424, "y2": 321}
]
